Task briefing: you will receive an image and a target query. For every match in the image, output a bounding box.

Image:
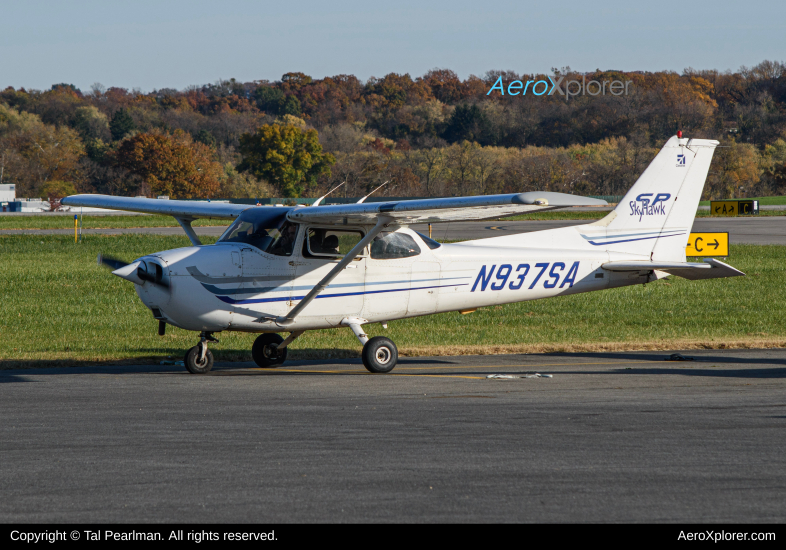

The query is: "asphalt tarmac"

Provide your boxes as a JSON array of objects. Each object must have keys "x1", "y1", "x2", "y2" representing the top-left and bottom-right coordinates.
[
  {"x1": 1, "y1": 349, "x2": 785, "y2": 523},
  {"x1": 2, "y1": 216, "x2": 785, "y2": 245}
]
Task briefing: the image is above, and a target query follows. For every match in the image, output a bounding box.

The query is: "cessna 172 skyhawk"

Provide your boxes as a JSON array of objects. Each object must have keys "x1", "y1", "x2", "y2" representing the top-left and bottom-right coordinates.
[{"x1": 62, "y1": 135, "x2": 743, "y2": 374}]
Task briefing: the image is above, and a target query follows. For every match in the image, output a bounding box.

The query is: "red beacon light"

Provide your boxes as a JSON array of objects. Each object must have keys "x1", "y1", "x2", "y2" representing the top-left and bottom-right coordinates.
[{"x1": 677, "y1": 130, "x2": 683, "y2": 138}]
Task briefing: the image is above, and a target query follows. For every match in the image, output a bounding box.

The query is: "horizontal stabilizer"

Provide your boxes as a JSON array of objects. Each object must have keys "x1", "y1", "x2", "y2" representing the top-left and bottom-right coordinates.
[{"x1": 602, "y1": 258, "x2": 745, "y2": 280}]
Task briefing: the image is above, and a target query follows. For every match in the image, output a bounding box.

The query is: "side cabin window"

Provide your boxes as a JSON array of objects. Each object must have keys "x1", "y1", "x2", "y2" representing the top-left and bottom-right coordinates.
[
  {"x1": 370, "y1": 232, "x2": 421, "y2": 260},
  {"x1": 303, "y1": 228, "x2": 364, "y2": 259}
]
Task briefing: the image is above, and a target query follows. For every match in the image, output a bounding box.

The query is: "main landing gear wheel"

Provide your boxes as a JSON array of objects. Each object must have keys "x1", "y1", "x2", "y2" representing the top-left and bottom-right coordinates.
[
  {"x1": 252, "y1": 333, "x2": 288, "y2": 368},
  {"x1": 362, "y1": 336, "x2": 398, "y2": 373},
  {"x1": 185, "y1": 343, "x2": 214, "y2": 374}
]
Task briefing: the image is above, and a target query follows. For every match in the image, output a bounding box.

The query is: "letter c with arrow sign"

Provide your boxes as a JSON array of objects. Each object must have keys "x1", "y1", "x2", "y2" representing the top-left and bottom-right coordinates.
[{"x1": 686, "y1": 232, "x2": 729, "y2": 257}]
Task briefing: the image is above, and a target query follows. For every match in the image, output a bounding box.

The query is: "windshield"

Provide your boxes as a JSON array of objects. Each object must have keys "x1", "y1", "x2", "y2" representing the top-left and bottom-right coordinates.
[
  {"x1": 217, "y1": 208, "x2": 299, "y2": 256},
  {"x1": 415, "y1": 231, "x2": 442, "y2": 250}
]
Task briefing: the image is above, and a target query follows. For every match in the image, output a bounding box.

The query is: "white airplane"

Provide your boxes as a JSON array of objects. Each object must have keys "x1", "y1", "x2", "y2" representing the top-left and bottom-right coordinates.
[{"x1": 63, "y1": 134, "x2": 743, "y2": 375}]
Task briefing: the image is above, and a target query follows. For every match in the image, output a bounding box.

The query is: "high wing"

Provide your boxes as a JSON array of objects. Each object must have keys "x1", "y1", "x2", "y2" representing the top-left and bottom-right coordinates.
[
  {"x1": 287, "y1": 192, "x2": 607, "y2": 225},
  {"x1": 61, "y1": 194, "x2": 249, "y2": 220},
  {"x1": 60, "y1": 191, "x2": 606, "y2": 246},
  {"x1": 61, "y1": 194, "x2": 251, "y2": 245},
  {"x1": 602, "y1": 259, "x2": 744, "y2": 280}
]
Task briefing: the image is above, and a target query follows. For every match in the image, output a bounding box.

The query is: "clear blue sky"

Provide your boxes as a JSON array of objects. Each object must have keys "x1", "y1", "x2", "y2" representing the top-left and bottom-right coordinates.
[{"x1": 2, "y1": 0, "x2": 784, "y2": 91}]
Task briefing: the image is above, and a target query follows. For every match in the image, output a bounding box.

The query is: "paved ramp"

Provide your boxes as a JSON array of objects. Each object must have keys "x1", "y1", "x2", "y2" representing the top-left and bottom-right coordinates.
[{"x1": 2, "y1": 349, "x2": 785, "y2": 522}]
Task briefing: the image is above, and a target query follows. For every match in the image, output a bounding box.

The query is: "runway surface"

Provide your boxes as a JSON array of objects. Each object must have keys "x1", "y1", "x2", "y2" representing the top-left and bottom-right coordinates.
[
  {"x1": 1, "y1": 349, "x2": 785, "y2": 522},
  {"x1": 2, "y1": 216, "x2": 785, "y2": 245}
]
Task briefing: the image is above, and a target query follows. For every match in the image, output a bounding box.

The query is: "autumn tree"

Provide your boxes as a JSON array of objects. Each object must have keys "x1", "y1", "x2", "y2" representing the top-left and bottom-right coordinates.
[
  {"x1": 40, "y1": 180, "x2": 78, "y2": 209},
  {"x1": 238, "y1": 123, "x2": 335, "y2": 197},
  {"x1": 0, "y1": 104, "x2": 85, "y2": 196},
  {"x1": 114, "y1": 130, "x2": 222, "y2": 198},
  {"x1": 705, "y1": 140, "x2": 761, "y2": 199}
]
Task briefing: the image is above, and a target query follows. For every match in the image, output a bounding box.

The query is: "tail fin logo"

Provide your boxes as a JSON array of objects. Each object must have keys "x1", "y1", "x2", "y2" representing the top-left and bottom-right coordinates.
[
  {"x1": 677, "y1": 154, "x2": 686, "y2": 167},
  {"x1": 630, "y1": 193, "x2": 671, "y2": 221}
]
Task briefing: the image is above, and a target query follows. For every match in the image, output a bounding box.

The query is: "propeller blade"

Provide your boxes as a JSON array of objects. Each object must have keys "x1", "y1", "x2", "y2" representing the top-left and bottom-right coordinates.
[{"x1": 98, "y1": 253, "x2": 129, "y2": 271}]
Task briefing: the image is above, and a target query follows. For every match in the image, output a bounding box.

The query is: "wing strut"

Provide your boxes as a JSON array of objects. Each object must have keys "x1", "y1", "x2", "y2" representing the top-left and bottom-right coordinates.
[
  {"x1": 175, "y1": 217, "x2": 202, "y2": 246},
  {"x1": 275, "y1": 217, "x2": 392, "y2": 326}
]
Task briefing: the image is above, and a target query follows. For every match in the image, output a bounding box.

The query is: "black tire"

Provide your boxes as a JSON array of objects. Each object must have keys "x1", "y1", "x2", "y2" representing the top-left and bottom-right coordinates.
[
  {"x1": 185, "y1": 345, "x2": 213, "y2": 374},
  {"x1": 362, "y1": 336, "x2": 398, "y2": 373},
  {"x1": 252, "y1": 333, "x2": 288, "y2": 368}
]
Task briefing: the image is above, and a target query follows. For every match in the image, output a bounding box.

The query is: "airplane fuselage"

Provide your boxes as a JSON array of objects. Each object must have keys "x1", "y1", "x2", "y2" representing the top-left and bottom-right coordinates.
[{"x1": 135, "y1": 225, "x2": 654, "y2": 334}]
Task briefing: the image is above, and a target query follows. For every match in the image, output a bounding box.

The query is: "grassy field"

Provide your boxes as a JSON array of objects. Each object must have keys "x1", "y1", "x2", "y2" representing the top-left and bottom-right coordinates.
[
  {"x1": 1, "y1": 234, "x2": 783, "y2": 368},
  {"x1": 0, "y1": 214, "x2": 230, "y2": 230}
]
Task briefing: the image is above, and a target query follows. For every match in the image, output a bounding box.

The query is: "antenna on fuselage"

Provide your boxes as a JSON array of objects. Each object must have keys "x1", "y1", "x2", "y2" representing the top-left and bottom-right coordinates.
[
  {"x1": 356, "y1": 180, "x2": 389, "y2": 204},
  {"x1": 312, "y1": 181, "x2": 345, "y2": 206}
]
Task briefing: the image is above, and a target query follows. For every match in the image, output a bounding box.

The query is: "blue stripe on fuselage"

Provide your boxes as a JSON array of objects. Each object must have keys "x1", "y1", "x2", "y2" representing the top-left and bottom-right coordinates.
[
  {"x1": 201, "y1": 276, "x2": 470, "y2": 296},
  {"x1": 216, "y1": 283, "x2": 468, "y2": 305}
]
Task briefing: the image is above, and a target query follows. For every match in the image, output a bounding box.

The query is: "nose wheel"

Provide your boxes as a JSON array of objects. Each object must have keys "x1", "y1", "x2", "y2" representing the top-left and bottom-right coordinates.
[{"x1": 184, "y1": 332, "x2": 218, "y2": 374}]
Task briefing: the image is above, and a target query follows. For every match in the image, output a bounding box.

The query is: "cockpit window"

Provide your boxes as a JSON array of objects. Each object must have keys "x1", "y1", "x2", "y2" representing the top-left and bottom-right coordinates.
[{"x1": 217, "y1": 208, "x2": 299, "y2": 256}]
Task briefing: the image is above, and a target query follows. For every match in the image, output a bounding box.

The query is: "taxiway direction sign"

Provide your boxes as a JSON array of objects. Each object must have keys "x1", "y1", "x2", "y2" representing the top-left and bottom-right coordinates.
[{"x1": 686, "y1": 232, "x2": 729, "y2": 256}]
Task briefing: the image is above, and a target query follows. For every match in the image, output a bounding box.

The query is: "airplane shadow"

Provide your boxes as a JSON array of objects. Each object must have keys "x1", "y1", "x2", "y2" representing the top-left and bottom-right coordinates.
[
  {"x1": 0, "y1": 353, "x2": 459, "y2": 382},
  {"x1": 2, "y1": 350, "x2": 785, "y2": 381}
]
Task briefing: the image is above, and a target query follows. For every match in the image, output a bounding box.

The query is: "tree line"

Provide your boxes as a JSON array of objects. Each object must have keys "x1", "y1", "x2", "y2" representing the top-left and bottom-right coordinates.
[{"x1": 1, "y1": 60, "x2": 785, "y2": 201}]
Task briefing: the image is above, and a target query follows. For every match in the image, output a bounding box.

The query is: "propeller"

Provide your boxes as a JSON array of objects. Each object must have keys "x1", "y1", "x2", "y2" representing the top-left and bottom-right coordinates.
[
  {"x1": 97, "y1": 253, "x2": 169, "y2": 288},
  {"x1": 97, "y1": 253, "x2": 129, "y2": 271}
]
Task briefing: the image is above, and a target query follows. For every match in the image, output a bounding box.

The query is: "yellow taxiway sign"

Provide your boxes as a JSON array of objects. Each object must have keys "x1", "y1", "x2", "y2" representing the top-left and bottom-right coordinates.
[{"x1": 686, "y1": 232, "x2": 729, "y2": 256}]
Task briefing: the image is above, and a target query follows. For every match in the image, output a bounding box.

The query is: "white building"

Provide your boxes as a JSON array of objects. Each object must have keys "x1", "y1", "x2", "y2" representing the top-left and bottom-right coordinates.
[{"x1": 0, "y1": 184, "x2": 15, "y2": 202}]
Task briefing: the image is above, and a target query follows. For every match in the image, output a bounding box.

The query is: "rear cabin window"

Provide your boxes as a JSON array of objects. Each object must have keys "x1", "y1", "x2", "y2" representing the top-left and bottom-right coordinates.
[
  {"x1": 370, "y1": 232, "x2": 421, "y2": 260},
  {"x1": 304, "y1": 228, "x2": 364, "y2": 258}
]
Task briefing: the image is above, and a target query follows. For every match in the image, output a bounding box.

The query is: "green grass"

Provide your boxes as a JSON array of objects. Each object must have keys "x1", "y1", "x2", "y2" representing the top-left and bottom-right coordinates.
[
  {"x1": 0, "y1": 214, "x2": 230, "y2": 230},
  {"x1": 0, "y1": 234, "x2": 783, "y2": 368}
]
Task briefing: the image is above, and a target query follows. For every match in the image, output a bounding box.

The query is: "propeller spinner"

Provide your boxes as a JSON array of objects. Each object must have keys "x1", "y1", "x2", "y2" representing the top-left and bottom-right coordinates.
[{"x1": 97, "y1": 253, "x2": 169, "y2": 288}]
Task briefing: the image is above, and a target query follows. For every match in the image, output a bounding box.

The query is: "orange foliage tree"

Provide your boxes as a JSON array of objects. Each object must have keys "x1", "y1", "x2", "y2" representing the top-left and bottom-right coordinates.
[{"x1": 114, "y1": 130, "x2": 222, "y2": 198}]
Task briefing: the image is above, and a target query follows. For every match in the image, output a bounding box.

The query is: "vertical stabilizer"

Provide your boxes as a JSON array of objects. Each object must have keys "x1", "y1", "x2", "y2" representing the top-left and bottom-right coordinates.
[{"x1": 585, "y1": 135, "x2": 719, "y2": 261}]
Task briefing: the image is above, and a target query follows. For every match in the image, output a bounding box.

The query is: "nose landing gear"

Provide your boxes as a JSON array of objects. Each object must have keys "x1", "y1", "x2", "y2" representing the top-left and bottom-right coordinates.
[{"x1": 184, "y1": 332, "x2": 218, "y2": 374}]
